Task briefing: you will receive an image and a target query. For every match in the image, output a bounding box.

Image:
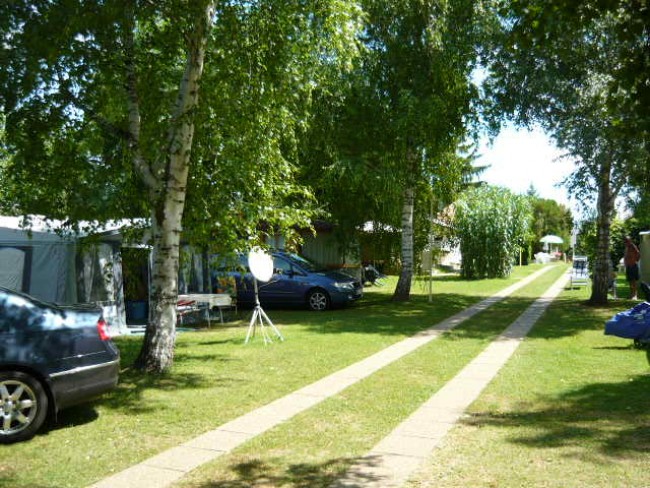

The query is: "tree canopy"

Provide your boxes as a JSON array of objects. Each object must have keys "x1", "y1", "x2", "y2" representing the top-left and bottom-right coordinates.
[
  {"x1": 301, "y1": 0, "x2": 491, "y2": 300},
  {"x1": 483, "y1": 0, "x2": 649, "y2": 303},
  {"x1": 0, "y1": 0, "x2": 363, "y2": 372}
]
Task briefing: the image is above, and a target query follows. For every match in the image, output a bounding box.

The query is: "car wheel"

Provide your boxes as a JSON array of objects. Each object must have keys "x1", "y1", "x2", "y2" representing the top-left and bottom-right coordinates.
[
  {"x1": 0, "y1": 371, "x2": 48, "y2": 444},
  {"x1": 307, "y1": 289, "x2": 330, "y2": 311}
]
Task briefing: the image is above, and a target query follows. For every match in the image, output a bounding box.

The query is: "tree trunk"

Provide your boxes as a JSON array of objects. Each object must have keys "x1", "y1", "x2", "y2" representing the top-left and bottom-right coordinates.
[
  {"x1": 136, "y1": 211, "x2": 184, "y2": 372},
  {"x1": 393, "y1": 185, "x2": 415, "y2": 301},
  {"x1": 135, "y1": 2, "x2": 214, "y2": 372},
  {"x1": 589, "y1": 156, "x2": 616, "y2": 305}
]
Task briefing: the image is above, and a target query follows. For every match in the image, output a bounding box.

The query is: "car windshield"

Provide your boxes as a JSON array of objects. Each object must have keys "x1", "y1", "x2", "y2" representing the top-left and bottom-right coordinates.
[{"x1": 285, "y1": 253, "x2": 325, "y2": 272}]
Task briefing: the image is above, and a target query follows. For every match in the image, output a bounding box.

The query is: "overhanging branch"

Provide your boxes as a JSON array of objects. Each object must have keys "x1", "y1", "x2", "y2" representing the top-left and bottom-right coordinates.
[{"x1": 123, "y1": 1, "x2": 159, "y2": 193}]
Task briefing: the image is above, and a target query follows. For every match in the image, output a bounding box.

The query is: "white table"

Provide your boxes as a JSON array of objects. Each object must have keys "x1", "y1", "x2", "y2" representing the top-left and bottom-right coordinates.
[{"x1": 177, "y1": 293, "x2": 233, "y2": 325}]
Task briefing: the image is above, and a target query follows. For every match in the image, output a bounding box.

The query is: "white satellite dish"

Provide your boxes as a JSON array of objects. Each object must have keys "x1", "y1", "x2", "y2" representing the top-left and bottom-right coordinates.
[
  {"x1": 245, "y1": 248, "x2": 283, "y2": 344},
  {"x1": 248, "y1": 248, "x2": 274, "y2": 282}
]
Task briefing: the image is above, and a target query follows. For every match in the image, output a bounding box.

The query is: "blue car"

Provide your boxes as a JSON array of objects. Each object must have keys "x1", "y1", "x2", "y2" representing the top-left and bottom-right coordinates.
[
  {"x1": 0, "y1": 287, "x2": 120, "y2": 443},
  {"x1": 214, "y1": 252, "x2": 363, "y2": 311}
]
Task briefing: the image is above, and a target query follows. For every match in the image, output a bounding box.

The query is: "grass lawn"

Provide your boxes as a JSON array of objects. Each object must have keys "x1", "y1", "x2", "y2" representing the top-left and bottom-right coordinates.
[
  {"x1": 176, "y1": 263, "x2": 568, "y2": 488},
  {"x1": 406, "y1": 279, "x2": 650, "y2": 488},
  {"x1": 3, "y1": 264, "x2": 648, "y2": 488}
]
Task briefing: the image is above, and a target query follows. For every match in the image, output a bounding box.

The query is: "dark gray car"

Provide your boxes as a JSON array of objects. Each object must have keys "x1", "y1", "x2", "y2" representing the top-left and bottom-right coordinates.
[{"x1": 0, "y1": 287, "x2": 119, "y2": 443}]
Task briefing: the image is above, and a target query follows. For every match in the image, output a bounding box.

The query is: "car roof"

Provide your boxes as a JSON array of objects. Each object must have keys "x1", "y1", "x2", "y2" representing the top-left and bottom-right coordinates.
[{"x1": 0, "y1": 286, "x2": 63, "y2": 310}]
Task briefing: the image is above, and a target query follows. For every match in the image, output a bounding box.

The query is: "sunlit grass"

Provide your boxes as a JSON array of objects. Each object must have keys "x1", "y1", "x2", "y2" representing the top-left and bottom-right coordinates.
[
  {"x1": 406, "y1": 280, "x2": 650, "y2": 488},
  {"x1": 0, "y1": 264, "x2": 592, "y2": 488},
  {"x1": 176, "y1": 264, "x2": 568, "y2": 487}
]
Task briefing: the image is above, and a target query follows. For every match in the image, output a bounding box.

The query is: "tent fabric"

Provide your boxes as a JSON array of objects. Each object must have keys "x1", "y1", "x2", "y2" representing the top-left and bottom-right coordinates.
[
  {"x1": 0, "y1": 224, "x2": 76, "y2": 303},
  {"x1": 30, "y1": 240, "x2": 75, "y2": 303},
  {"x1": 179, "y1": 246, "x2": 210, "y2": 294},
  {"x1": 76, "y1": 243, "x2": 126, "y2": 331},
  {"x1": 78, "y1": 243, "x2": 115, "y2": 303},
  {"x1": 0, "y1": 247, "x2": 25, "y2": 290},
  {"x1": 0, "y1": 216, "x2": 221, "y2": 335},
  {"x1": 0, "y1": 216, "x2": 133, "y2": 334}
]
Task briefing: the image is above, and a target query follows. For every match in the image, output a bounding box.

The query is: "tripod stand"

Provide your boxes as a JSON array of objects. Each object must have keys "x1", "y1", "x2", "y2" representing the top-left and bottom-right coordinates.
[{"x1": 245, "y1": 279, "x2": 284, "y2": 344}]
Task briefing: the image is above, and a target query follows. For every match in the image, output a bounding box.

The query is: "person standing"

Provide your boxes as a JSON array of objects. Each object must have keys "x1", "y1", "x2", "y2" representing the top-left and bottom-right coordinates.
[{"x1": 624, "y1": 236, "x2": 641, "y2": 299}]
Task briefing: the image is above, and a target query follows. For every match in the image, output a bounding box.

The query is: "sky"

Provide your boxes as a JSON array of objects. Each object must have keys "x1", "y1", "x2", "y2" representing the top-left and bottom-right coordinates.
[{"x1": 475, "y1": 125, "x2": 576, "y2": 209}]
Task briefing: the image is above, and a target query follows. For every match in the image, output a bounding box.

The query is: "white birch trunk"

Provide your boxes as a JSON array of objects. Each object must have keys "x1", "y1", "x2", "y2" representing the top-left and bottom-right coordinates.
[
  {"x1": 393, "y1": 185, "x2": 415, "y2": 301},
  {"x1": 589, "y1": 155, "x2": 616, "y2": 305},
  {"x1": 135, "y1": 2, "x2": 214, "y2": 372}
]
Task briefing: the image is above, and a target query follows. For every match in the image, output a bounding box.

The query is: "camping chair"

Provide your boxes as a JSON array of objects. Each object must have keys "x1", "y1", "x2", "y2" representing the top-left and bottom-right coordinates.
[
  {"x1": 362, "y1": 263, "x2": 387, "y2": 286},
  {"x1": 571, "y1": 256, "x2": 590, "y2": 288},
  {"x1": 176, "y1": 298, "x2": 201, "y2": 325}
]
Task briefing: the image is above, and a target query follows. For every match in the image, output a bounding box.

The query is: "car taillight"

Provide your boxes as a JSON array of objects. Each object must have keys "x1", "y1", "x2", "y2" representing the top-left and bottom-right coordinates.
[{"x1": 97, "y1": 318, "x2": 111, "y2": 341}]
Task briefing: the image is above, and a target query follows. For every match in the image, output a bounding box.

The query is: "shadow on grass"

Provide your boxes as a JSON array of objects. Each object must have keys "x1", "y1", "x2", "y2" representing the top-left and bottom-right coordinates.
[
  {"x1": 79, "y1": 290, "x2": 532, "y2": 428},
  {"x1": 193, "y1": 455, "x2": 386, "y2": 488},
  {"x1": 96, "y1": 370, "x2": 226, "y2": 415},
  {"x1": 46, "y1": 404, "x2": 99, "y2": 432},
  {"x1": 89, "y1": 337, "x2": 242, "y2": 416},
  {"x1": 459, "y1": 289, "x2": 650, "y2": 460},
  {"x1": 267, "y1": 291, "x2": 602, "y2": 342},
  {"x1": 465, "y1": 373, "x2": 650, "y2": 458},
  {"x1": 266, "y1": 292, "x2": 487, "y2": 337},
  {"x1": 0, "y1": 475, "x2": 51, "y2": 488},
  {"x1": 527, "y1": 294, "x2": 632, "y2": 340},
  {"x1": 90, "y1": 277, "x2": 626, "y2": 425}
]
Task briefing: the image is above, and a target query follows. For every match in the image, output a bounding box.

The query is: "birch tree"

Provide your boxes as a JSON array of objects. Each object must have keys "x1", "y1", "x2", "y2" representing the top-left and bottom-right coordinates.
[
  {"x1": 302, "y1": 0, "x2": 491, "y2": 301},
  {"x1": 0, "y1": 1, "x2": 362, "y2": 372},
  {"x1": 484, "y1": 0, "x2": 649, "y2": 304}
]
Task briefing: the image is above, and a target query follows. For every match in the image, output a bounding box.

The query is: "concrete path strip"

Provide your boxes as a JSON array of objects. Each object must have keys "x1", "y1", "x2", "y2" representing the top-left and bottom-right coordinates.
[
  {"x1": 331, "y1": 271, "x2": 570, "y2": 488},
  {"x1": 89, "y1": 266, "x2": 556, "y2": 488}
]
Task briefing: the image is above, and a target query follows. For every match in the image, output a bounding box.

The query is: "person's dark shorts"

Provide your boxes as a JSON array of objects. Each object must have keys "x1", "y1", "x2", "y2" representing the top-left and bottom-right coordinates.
[{"x1": 626, "y1": 264, "x2": 640, "y2": 282}]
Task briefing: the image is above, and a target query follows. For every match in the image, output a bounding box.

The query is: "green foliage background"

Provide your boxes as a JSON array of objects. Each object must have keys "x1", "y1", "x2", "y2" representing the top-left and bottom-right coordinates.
[{"x1": 455, "y1": 185, "x2": 532, "y2": 279}]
